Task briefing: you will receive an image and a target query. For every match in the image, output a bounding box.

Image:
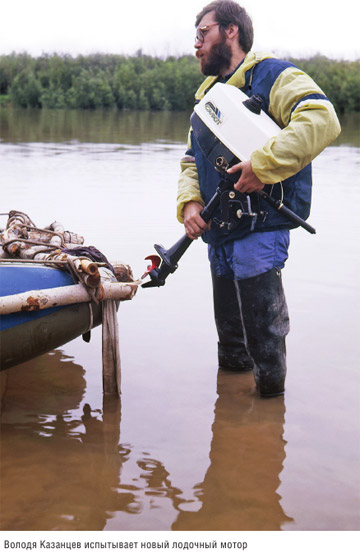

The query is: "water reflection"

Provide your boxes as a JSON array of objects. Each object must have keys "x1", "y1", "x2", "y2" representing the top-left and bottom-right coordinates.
[
  {"x1": 0, "y1": 350, "x2": 198, "y2": 531},
  {"x1": 136, "y1": 458, "x2": 186, "y2": 511},
  {"x1": 0, "y1": 350, "x2": 86, "y2": 417},
  {"x1": 1, "y1": 351, "x2": 292, "y2": 531},
  {"x1": 1, "y1": 107, "x2": 359, "y2": 148},
  {"x1": 172, "y1": 370, "x2": 293, "y2": 531},
  {"x1": 0, "y1": 351, "x2": 131, "y2": 530},
  {"x1": 0, "y1": 107, "x2": 191, "y2": 145},
  {"x1": 333, "y1": 111, "x2": 360, "y2": 147}
]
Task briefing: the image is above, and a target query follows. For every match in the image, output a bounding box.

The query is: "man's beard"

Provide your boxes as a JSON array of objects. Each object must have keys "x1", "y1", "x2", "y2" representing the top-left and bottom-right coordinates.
[{"x1": 200, "y1": 39, "x2": 232, "y2": 76}]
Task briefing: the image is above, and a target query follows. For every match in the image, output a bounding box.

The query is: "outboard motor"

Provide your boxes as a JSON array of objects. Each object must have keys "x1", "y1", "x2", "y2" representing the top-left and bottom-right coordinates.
[{"x1": 142, "y1": 84, "x2": 315, "y2": 288}]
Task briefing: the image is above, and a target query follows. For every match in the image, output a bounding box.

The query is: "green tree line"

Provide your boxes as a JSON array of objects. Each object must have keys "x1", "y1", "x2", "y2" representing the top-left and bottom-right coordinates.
[
  {"x1": 0, "y1": 52, "x2": 203, "y2": 111},
  {"x1": 0, "y1": 52, "x2": 359, "y2": 114}
]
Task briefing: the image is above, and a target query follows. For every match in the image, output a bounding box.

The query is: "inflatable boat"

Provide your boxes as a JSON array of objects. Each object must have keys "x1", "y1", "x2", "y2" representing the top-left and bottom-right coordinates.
[{"x1": 0, "y1": 260, "x2": 103, "y2": 370}]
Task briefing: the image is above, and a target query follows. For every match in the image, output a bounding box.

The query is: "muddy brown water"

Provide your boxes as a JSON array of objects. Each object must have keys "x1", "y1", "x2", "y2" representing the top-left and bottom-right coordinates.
[{"x1": 0, "y1": 108, "x2": 359, "y2": 532}]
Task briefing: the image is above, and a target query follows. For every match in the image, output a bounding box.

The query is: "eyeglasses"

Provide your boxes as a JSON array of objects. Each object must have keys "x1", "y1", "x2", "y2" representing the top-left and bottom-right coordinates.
[{"x1": 195, "y1": 23, "x2": 219, "y2": 43}]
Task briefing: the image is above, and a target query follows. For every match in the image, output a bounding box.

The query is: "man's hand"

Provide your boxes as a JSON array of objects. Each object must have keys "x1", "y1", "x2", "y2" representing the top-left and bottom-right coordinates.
[
  {"x1": 183, "y1": 201, "x2": 209, "y2": 239},
  {"x1": 227, "y1": 160, "x2": 264, "y2": 193}
]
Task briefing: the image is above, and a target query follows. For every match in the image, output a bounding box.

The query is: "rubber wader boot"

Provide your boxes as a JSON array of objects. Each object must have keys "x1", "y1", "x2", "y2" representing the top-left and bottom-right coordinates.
[
  {"x1": 235, "y1": 267, "x2": 290, "y2": 397},
  {"x1": 212, "y1": 274, "x2": 254, "y2": 372}
]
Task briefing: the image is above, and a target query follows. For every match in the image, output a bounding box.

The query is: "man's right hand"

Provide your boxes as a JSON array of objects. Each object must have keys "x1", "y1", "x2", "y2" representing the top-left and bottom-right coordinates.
[{"x1": 183, "y1": 201, "x2": 209, "y2": 240}]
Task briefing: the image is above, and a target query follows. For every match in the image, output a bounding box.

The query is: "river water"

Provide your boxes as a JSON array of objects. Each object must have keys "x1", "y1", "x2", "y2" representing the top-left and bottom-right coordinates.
[{"x1": 0, "y1": 108, "x2": 359, "y2": 536}]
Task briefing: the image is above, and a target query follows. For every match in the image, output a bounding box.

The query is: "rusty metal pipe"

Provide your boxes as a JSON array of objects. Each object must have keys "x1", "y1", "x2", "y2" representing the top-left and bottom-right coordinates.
[
  {"x1": 0, "y1": 281, "x2": 139, "y2": 315},
  {"x1": 80, "y1": 259, "x2": 99, "y2": 276}
]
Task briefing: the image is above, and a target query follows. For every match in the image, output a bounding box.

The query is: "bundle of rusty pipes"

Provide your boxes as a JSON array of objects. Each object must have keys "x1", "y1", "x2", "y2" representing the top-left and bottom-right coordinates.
[{"x1": 0, "y1": 210, "x2": 139, "y2": 316}]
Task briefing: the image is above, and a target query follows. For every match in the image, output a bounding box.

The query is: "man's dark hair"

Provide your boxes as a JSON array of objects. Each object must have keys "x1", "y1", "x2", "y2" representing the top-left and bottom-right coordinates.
[{"x1": 195, "y1": 1, "x2": 254, "y2": 53}]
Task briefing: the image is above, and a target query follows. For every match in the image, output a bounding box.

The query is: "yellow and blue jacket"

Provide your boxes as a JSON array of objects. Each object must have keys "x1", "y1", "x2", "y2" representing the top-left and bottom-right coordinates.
[{"x1": 177, "y1": 52, "x2": 341, "y2": 244}]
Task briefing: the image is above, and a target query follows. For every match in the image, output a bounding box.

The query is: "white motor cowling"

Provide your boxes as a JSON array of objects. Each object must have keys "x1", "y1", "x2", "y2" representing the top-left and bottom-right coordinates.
[{"x1": 191, "y1": 83, "x2": 280, "y2": 165}]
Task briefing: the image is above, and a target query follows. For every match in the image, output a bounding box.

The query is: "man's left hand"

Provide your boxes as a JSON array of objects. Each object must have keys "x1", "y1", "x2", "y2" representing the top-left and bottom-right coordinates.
[{"x1": 227, "y1": 160, "x2": 264, "y2": 193}]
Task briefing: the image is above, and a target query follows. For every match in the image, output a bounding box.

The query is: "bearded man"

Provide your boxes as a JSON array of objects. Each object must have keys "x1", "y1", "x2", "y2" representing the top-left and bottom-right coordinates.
[{"x1": 177, "y1": 0, "x2": 341, "y2": 397}]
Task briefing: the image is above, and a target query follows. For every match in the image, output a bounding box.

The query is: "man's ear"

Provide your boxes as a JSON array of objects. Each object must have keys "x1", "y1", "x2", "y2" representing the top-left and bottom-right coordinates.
[{"x1": 226, "y1": 23, "x2": 239, "y2": 39}]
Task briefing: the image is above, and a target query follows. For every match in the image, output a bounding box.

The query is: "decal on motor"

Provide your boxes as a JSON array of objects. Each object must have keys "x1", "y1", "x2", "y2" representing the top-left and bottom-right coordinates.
[{"x1": 205, "y1": 101, "x2": 223, "y2": 125}]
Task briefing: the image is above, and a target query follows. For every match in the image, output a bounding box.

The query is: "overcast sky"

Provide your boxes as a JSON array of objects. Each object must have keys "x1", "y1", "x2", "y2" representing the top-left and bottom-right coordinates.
[{"x1": 1, "y1": 0, "x2": 359, "y2": 60}]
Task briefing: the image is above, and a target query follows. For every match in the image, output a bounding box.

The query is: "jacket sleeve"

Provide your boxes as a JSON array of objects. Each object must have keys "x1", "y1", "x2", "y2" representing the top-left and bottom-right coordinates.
[
  {"x1": 176, "y1": 130, "x2": 204, "y2": 223},
  {"x1": 251, "y1": 66, "x2": 341, "y2": 184}
]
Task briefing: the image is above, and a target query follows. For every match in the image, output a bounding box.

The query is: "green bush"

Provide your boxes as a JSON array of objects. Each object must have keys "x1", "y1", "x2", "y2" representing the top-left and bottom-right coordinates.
[{"x1": 10, "y1": 69, "x2": 42, "y2": 108}]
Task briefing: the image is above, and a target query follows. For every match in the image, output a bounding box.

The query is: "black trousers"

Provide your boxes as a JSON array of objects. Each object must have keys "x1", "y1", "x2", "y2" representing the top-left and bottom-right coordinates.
[{"x1": 211, "y1": 267, "x2": 290, "y2": 396}]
